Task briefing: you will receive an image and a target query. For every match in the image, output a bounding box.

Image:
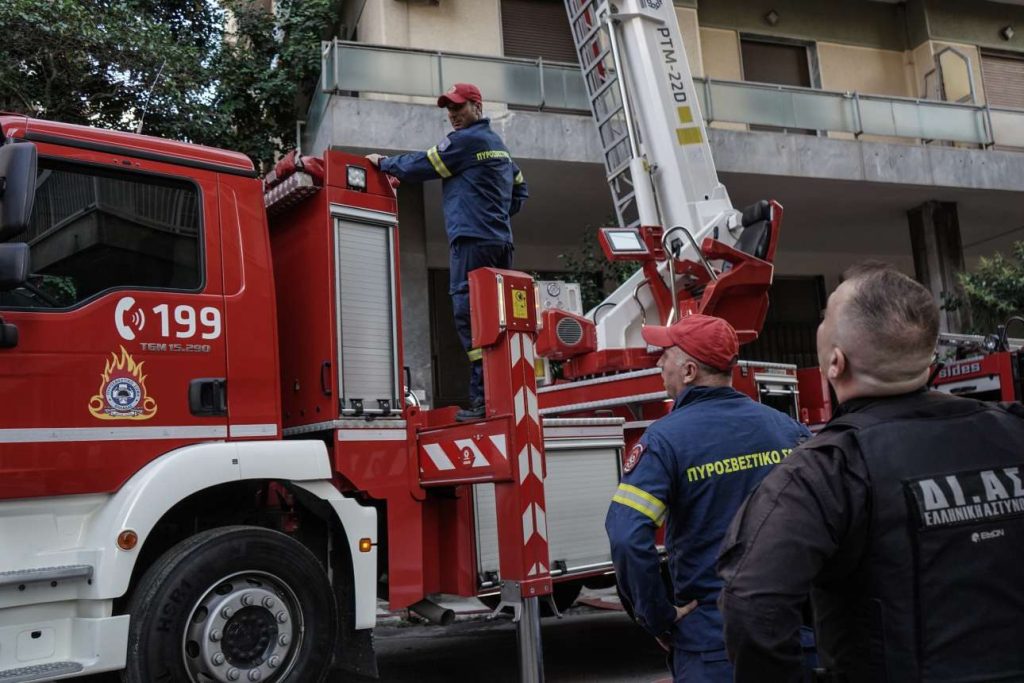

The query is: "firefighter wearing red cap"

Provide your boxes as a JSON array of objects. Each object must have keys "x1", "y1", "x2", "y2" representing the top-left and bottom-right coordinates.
[
  {"x1": 366, "y1": 83, "x2": 529, "y2": 421},
  {"x1": 605, "y1": 314, "x2": 810, "y2": 682}
]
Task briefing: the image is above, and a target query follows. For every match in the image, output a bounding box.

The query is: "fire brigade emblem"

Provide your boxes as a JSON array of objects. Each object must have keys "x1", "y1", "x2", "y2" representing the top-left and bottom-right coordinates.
[
  {"x1": 623, "y1": 442, "x2": 645, "y2": 474},
  {"x1": 89, "y1": 346, "x2": 158, "y2": 420}
]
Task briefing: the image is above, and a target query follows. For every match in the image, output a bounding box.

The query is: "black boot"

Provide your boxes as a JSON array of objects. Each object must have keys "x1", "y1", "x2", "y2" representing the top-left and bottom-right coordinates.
[{"x1": 455, "y1": 399, "x2": 485, "y2": 422}]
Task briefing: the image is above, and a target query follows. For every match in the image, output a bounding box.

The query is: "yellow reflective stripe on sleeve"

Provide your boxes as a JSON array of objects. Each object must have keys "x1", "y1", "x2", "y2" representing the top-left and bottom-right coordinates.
[
  {"x1": 466, "y1": 348, "x2": 483, "y2": 362},
  {"x1": 514, "y1": 171, "x2": 525, "y2": 185},
  {"x1": 612, "y1": 483, "x2": 667, "y2": 525},
  {"x1": 427, "y1": 146, "x2": 452, "y2": 178}
]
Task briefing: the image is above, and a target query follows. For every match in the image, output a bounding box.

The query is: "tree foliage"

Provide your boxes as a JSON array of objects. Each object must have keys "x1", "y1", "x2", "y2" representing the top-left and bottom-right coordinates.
[
  {"x1": 557, "y1": 224, "x2": 637, "y2": 313},
  {"x1": 209, "y1": 0, "x2": 338, "y2": 168},
  {"x1": 957, "y1": 241, "x2": 1024, "y2": 334},
  {"x1": 0, "y1": 0, "x2": 338, "y2": 170}
]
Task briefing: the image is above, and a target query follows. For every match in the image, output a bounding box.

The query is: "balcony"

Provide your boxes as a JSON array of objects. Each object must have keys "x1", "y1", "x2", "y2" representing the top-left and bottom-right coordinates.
[{"x1": 311, "y1": 40, "x2": 1024, "y2": 151}]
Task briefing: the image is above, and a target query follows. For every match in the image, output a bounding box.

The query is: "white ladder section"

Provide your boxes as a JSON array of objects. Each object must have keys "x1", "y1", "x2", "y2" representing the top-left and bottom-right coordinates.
[
  {"x1": 565, "y1": 0, "x2": 645, "y2": 230},
  {"x1": 564, "y1": 0, "x2": 742, "y2": 350}
]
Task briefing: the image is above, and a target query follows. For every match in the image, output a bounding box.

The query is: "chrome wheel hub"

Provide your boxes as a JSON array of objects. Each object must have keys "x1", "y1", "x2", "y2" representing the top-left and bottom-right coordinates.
[{"x1": 183, "y1": 572, "x2": 301, "y2": 683}]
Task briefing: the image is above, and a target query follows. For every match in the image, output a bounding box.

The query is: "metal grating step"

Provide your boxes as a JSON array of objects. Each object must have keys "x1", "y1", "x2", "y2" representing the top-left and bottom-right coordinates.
[
  {"x1": 0, "y1": 662, "x2": 84, "y2": 682},
  {"x1": 0, "y1": 565, "x2": 93, "y2": 587}
]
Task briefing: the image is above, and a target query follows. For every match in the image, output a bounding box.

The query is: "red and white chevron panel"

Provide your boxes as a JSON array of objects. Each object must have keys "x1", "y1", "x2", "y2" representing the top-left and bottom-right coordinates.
[
  {"x1": 505, "y1": 332, "x2": 550, "y2": 579},
  {"x1": 418, "y1": 418, "x2": 513, "y2": 486}
]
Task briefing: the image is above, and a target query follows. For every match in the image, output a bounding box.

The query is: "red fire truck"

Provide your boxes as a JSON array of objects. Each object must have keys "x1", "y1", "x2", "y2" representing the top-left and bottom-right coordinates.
[
  {"x1": 0, "y1": 1, "x2": 820, "y2": 682},
  {"x1": 931, "y1": 327, "x2": 1024, "y2": 401}
]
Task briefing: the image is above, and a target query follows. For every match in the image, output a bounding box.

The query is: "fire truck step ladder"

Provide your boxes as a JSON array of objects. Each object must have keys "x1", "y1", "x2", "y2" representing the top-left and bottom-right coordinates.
[
  {"x1": 565, "y1": 0, "x2": 642, "y2": 230},
  {"x1": 0, "y1": 564, "x2": 93, "y2": 587},
  {"x1": 0, "y1": 662, "x2": 85, "y2": 682}
]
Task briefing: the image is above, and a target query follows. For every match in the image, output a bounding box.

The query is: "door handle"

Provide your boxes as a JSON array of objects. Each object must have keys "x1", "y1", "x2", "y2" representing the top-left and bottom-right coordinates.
[
  {"x1": 320, "y1": 361, "x2": 332, "y2": 396},
  {"x1": 189, "y1": 378, "x2": 227, "y2": 417}
]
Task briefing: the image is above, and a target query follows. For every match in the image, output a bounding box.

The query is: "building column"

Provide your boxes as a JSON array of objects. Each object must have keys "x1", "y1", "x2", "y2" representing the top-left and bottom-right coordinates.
[{"x1": 907, "y1": 200, "x2": 969, "y2": 333}]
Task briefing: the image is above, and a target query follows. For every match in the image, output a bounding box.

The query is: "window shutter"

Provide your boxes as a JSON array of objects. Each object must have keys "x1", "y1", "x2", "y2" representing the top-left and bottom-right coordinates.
[
  {"x1": 501, "y1": 0, "x2": 578, "y2": 63},
  {"x1": 982, "y1": 52, "x2": 1024, "y2": 110}
]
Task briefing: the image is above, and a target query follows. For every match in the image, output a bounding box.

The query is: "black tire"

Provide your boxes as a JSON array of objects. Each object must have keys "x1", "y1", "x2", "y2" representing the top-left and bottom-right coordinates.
[{"x1": 122, "y1": 525, "x2": 337, "y2": 683}]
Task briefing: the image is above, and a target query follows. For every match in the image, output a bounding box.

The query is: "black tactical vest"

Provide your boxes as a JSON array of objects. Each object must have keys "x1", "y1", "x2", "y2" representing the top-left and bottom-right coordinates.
[{"x1": 811, "y1": 392, "x2": 1024, "y2": 682}]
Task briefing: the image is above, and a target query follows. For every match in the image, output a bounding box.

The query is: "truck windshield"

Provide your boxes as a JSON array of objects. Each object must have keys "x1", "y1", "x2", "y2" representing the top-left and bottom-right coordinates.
[{"x1": 0, "y1": 159, "x2": 202, "y2": 309}]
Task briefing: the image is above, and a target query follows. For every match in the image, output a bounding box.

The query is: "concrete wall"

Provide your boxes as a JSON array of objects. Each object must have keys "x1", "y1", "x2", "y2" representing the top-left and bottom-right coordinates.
[
  {"x1": 696, "y1": 0, "x2": 906, "y2": 51},
  {"x1": 774, "y1": 249, "x2": 916, "y2": 294},
  {"x1": 700, "y1": 27, "x2": 742, "y2": 80},
  {"x1": 910, "y1": 41, "x2": 938, "y2": 99},
  {"x1": 905, "y1": 0, "x2": 931, "y2": 49},
  {"x1": 925, "y1": 0, "x2": 1024, "y2": 53},
  {"x1": 359, "y1": 0, "x2": 502, "y2": 54},
  {"x1": 817, "y1": 43, "x2": 912, "y2": 97}
]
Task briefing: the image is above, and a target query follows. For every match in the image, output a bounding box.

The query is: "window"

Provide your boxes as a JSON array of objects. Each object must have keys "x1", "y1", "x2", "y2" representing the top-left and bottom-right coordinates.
[
  {"x1": 740, "y1": 39, "x2": 813, "y2": 89},
  {"x1": 1, "y1": 160, "x2": 202, "y2": 309},
  {"x1": 740, "y1": 38, "x2": 817, "y2": 135}
]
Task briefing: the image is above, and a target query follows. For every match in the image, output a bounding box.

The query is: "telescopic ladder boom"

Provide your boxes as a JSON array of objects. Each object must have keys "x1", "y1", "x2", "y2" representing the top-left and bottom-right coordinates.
[{"x1": 564, "y1": 0, "x2": 744, "y2": 350}]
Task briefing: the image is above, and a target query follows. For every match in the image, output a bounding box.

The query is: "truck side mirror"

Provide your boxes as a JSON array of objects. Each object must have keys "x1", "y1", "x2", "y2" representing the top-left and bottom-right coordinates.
[
  {"x1": 0, "y1": 142, "x2": 38, "y2": 241},
  {"x1": 0, "y1": 242, "x2": 30, "y2": 291}
]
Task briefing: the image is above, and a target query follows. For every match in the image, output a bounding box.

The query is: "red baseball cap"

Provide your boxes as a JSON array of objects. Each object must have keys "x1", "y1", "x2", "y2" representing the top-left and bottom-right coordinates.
[
  {"x1": 641, "y1": 314, "x2": 739, "y2": 372},
  {"x1": 438, "y1": 83, "x2": 483, "y2": 107}
]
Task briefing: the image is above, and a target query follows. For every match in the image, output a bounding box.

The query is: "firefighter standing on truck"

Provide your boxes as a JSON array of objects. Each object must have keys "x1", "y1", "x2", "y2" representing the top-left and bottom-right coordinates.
[
  {"x1": 366, "y1": 83, "x2": 528, "y2": 422},
  {"x1": 606, "y1": 314, "x2": 811, "y2": 683},
  {"x1": 717, "y1": 262, "x2": 1024, "y2": 682}
]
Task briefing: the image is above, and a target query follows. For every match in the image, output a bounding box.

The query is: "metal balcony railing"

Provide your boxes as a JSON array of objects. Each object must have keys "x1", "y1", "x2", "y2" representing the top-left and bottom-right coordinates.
[{"x1": 313, "y1": 40, "x2": 1024, "y2": 150}]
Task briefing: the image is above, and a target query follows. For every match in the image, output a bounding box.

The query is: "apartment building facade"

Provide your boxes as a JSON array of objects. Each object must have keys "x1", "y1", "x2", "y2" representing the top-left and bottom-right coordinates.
[{"x1": 309, "y1": 0, "x2": 1024, "y2": 407}]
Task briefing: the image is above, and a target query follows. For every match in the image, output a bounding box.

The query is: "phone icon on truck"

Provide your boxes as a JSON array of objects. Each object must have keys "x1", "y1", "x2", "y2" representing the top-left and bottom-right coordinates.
[{"x1": 115, "y1": 296, "x2": 146, "y2": 341}]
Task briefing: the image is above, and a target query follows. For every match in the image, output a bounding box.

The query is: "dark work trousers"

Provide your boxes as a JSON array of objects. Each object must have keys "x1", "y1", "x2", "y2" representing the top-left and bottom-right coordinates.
[{"x1": 449, "y1": 238, "x2": 514, "y2": 407}]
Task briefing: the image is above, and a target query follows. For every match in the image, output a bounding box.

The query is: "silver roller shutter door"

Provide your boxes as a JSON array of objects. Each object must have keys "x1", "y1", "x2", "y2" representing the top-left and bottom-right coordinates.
[{"x1": 335, "y1": 218, "x2": 399, "y2": 412}]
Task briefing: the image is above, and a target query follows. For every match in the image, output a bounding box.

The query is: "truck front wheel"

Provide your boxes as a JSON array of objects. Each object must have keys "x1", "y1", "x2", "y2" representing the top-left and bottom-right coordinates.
[{"x1": 123, "y1": 526, "x2": 337, "y2": 683}]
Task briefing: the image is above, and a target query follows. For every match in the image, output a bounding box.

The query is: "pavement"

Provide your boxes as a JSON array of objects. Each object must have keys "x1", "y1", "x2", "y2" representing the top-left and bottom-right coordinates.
[
  {"x1": 83, "y1": 588, "x2": 670, "y2": 682},
  {"x1": 364, "y1": 588, "x2": 670, "y2": 683}
]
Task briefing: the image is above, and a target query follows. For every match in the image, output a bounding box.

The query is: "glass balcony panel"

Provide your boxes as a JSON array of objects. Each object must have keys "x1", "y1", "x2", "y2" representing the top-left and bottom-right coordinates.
[
  {"x1": 990, "y1": 109, "x2": 1024, "y2": 148},
  {"x1": 322, "y1": 41, "x2": 336, "y2": 91},
  {"x1": 889, "y1": 101, "x2": 926, "y2": 139},
  {"x1": 790, "y1": 92, "x2": 854, "y2": 131},
  {"x1": 336, "y1": 45, "x2": 439, "y2": 96},
  {"x1": 442, "y1": 56, "x2": 542, "y2": 107},
  {"x1": 705, "y1": 82, "x2": 790, "y2": 127},
  {"x1": 857, "y1": 99, "x2": 900, "y2": 137},
  {"x1": 319, "y1": 42, "x2": 1006, "y2": 150},
  {"x1": 541, "y1": 64, "x2": 590, "y2": 111},
  {"x1": 916, "y1": 104, "x2": 986, "y2": 144}
]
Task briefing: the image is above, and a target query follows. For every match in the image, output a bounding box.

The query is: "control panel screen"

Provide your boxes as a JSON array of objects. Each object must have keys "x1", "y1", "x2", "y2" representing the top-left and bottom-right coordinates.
[{"x1": 605, "y1": 230, "x2": 646, "y2": 253}]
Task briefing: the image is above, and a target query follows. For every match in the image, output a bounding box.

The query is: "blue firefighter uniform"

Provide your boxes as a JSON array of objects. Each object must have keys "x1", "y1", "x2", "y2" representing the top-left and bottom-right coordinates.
[
  {"x1": 380, "y1": 118, "x2": 528, "y2": 407},
  {"x1": 606, "y1": 385, "x2": 811, "y2": 682}
]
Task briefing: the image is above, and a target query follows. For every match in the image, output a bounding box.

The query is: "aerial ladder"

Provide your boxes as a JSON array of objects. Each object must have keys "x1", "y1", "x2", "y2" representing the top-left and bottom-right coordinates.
[{"x1": 545, "y1": 0, "x2": 781, "y2": 381}]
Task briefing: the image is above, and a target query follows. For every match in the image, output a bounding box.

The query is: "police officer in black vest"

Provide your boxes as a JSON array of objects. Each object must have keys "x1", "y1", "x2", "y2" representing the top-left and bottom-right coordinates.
[{"x1": 716, "y1": 261, "x2": 1024, "y2": 682}]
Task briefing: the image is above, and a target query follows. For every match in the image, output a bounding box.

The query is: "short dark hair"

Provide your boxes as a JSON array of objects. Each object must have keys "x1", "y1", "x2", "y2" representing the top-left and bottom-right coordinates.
[
  {"x1": 696, "y1": 358, "x2": 735, "y2": 378},
  {"x1": 676, "y1": 348, "x2": 734, "y2": 381},
  {"x1": 840, "y1": 261, "x2": 939, "y2": 382}
]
